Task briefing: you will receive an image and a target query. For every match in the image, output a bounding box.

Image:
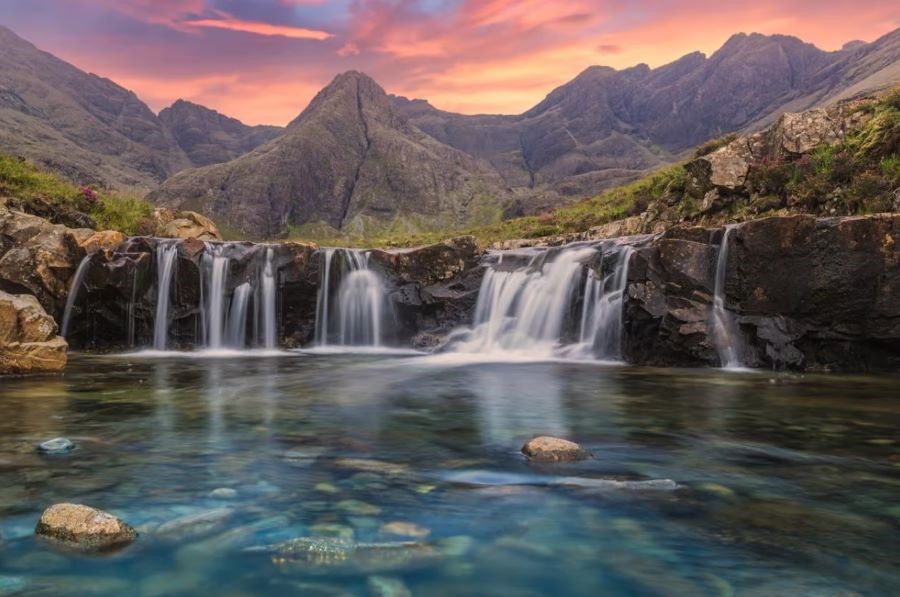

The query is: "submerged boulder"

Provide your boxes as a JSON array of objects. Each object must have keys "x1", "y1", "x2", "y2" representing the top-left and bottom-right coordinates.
[
  {"x1": 0, "y1": 290, "x2": 67, "y2": 374},
  {"x1": 522, "y1": 436, "x2": 591, "y2": 462},
  {"x1": 35, "y1": 503, "x2": 137, "y2": 552}
]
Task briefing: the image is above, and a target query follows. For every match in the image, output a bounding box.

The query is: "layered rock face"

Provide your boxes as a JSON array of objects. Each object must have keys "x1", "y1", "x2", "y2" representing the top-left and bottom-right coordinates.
[
  {"x1": 62, "y1": 236, "x2": 482, "y2": 350},
  {"x1": 0, "y1": 290, "x2": 67, "y2": 374},
  {"x1": 624, "y1": 215, "x2": 900, "y2": 371}
]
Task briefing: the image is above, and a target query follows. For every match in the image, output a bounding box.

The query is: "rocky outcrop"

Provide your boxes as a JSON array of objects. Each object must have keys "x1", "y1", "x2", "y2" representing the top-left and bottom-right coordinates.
[
  {"x1": 623, "y1": 214, "x2": 900, "y2": 371},
  {"x1": 151, "y1": 208, "x2": 222, "y2": 241},
  {"x1": 522, "y1": 437, "x2": 591, "y2": 462},
  {"x1": 0, "y1": 290, "x2": 67, "y2": 374},
  {"x1": 0, "y1": 202, "x2": 84, "y2": 314},
  {"x1": 35, "y1": 503, "x2": 137, "y2": 552},
  {"x1": 62, "y1": 235, "x2": 480, "y2": 350}
]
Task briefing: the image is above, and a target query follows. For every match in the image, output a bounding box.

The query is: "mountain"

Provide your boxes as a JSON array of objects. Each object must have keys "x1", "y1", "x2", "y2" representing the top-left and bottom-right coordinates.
[
  {"x1": 0, "y1": 26, "x2": 277, "y2": 190},
  {"x1": 158, "y1": 100, "x2": 282, "y2": 167},
  {"x1": 0, "y1": 25, "x2": 189, "y2": 189},
  {"x1": 397, "y1": 30, "x2": 900, "y2": 205},
  {"x1": 149, "y1": 72, "x2": 512, "y2": 238}
]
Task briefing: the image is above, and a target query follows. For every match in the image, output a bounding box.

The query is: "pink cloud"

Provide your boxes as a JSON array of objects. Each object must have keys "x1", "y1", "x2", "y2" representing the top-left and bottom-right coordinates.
[{"x1": 183, "y1": 17, "x2": 332, "y2": 40}]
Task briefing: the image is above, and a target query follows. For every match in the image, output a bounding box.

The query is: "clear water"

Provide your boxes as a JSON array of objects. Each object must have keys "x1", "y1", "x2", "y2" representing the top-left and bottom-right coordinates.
[{"x1": 1, "y1": 354, "x2": 898, "y2": 595}]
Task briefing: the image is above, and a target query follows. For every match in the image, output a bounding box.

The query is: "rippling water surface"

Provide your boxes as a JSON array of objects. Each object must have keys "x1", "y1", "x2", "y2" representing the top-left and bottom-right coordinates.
[{"x1": 1, "y1": 352, "x2": 898, "y2": 595}]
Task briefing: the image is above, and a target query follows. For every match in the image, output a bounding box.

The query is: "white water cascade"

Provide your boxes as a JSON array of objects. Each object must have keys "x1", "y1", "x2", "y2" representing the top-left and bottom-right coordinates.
[
  {"x1": 226, "y1": 283, "x2": 252, "y2": 348},
  {"x1": 576, "y1": 245, "x2": 635, "y2": 358},
  {"x1": 260, "y1": 247, "x2": 277, "y2": 349},
  {"x1": 201, "y1": 243, "x2": 230, "y2": 349},
  {"x1": 447, "y1": 242, "x2": 636, "y2": 359},
  {"x1": 153, "y1": 240, "x2": 179, "y2": 350},
  {"x1": 315, "y1": 249, "x2": 386, "y2": 347},
  {"x1": 711, "y1": 226, "x2": 742, "y2": 368},
  {"x1": 60, "y1": 255, "x2": 92, "y2": 338}
]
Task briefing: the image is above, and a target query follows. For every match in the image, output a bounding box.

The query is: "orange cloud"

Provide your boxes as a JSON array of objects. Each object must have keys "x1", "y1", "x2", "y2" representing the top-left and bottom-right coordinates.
[{"x1": 183, "y1": 17, "x2": 332, "y2": 40}]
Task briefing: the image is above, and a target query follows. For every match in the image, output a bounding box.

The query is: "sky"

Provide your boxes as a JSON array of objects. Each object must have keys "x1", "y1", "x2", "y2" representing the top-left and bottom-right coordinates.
[{"x1": 0, "y1": 0, "x2": 897, "y2": 125}]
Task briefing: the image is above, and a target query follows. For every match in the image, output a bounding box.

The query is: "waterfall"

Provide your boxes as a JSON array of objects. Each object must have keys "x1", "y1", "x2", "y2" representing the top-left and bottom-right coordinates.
[
  {"x1": 314, "y1": 249, "x2": 386, "y2": 347},
  {"x1": 60, "y1": 255, "x2": 92, "y2": 338},
  {"x1": 202, "y1": 243, "x2": 230, "y2": 350},
  {"x1": 711, "y1": 226, "x2": 742, "y2": 368},
  {"x1": 260, "y1": 247, "x2": 277, "y2": 349},
  {"x1": 153, "y1": 240, "x2": 179, "y2": 350},
  {"x1": 447, "y1": 242, "x2": 635, "y2": 359},
  {"x1": 226, "y1": 283, "x2": 251, "y2": 348},
  {"x1": 577, "y1": 245, "x2": 634, "y2": 358},
  {"x1": 314, "y1": 249, "x2": 335, "y2": 345}
]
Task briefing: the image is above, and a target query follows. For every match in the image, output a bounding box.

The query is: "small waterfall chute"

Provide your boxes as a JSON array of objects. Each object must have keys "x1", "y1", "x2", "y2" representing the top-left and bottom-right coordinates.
[
  {"x1": 710, "y1": 225, "x2": 743, "y2": 368},
  {"x1": 60, "y1": 255, "x2": 92, "y2": 339},
  {"x1": 260, "y1": 247, "x2": 277, "y2": 349},
  {"x1": 226, "y1": 282, "x2": 251, "y2": 348},
  {"x1": 152, "y1": 240, "x2": 179, "y2": 350},
  {"x1": 447, "y1": 242, "x2": 636, "y2": 360},
  {"x1": 315, "y1": 249, "x2": 386, "y2": 347},
  {"x1": 201, "y1": 243, "x2": 230, "y2": 350}
]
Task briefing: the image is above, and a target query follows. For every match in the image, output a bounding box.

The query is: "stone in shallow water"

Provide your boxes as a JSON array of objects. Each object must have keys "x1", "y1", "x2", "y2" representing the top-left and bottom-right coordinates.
[
  {"x1": 521, "y1": 436, "x2": 590, "y2": 462},
  {"x1": 208, "y1": 487, "x2": 238, "y2": 499},
  {"x1": 37, "y1": 438, "x2": 75, "y2": 454},
  {"x1": 336, "y1": 499, "x2": 382, "y2": 516},
  {"x1": 155, "y1": 507, "x2": 234, "y2": 540},
  {"x1": 245, "y1": 537, "x2": 436, "y2": 573},
  {"x1": 380, "y1": 521, "x2": 431, "y2": 539},
  {"x1": 368, "y1": 575, "x2": 413, "y2": 597},
  {"x1": 34, "y1": 503, "x2": 137, "y2": 552}
]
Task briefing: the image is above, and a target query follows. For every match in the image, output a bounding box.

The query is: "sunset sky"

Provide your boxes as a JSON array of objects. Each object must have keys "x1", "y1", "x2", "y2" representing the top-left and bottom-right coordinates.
[{"x1": 1, "y1": 0, "x2": 897, "y2": 125}]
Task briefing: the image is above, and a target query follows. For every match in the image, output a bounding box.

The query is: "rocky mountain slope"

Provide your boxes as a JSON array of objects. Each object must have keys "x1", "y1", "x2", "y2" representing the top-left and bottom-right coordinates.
[
  {"x1": 158, "y1": 100, "x2": 282, "y2": 167},
  {"x1": 156, "y1": 29, "x2": 900, "y2": 238},
  {"x1": 0, "y1": 26, "x2": 277, "y2": 190},
  {"x1": 398, "y1": 30, "x2": 900, "y2": 207},
  {"x1": 150, "y1": 72, "x2": 512, "y2": 238}
]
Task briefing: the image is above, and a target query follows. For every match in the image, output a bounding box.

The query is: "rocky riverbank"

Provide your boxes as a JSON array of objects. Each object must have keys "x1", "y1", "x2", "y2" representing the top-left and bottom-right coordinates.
[{"x1": 3, "y1": 191, "x2": 899, "y2": 372}]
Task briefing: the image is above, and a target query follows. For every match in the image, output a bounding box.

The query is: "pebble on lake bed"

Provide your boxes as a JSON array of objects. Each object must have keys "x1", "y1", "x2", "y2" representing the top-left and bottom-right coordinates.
[
  {"x1": 37, "y1": 438, "x2": 75, "y2": 454},
  {"x1": 521, "y1": 436, "x2": 591, "y2": 462},
  {"x1": 34, "y1": 503, "x2": 137, "y2": 552}
]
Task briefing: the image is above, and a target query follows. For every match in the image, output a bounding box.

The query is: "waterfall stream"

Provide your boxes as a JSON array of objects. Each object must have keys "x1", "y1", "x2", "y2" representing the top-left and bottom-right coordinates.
[
  {"x1": 711, "y1": 225, "x2": 742, "y2": 368},
  {"x1": 152, "y1": 240, "x2": 179, "y2": 350},
  {"x1": 315, "y1": 249, "x2": 386, "y2": 347},
  {"x1": 60, "y1": 255, "x2": 91, "y2": 338},
  {"x1": 260, "y1": 247, "x2": 277, "y2": 349},
  {"x1": 446, "y1": 242, "x2": 636, "y2": 359}
]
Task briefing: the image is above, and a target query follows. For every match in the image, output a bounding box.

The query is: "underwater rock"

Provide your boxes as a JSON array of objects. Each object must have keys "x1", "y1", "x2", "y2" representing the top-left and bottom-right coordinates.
[
  {"x1": 336, "y1": 499, "x2": 382, "y2": 516},
  {"x1": 34, "y1": 503, "x2": 137, "y2": 552},
  {"x1": 155, "y1": 507, "x2": 234, "y2": 540},
  {"x1": 208, "y1": 487, "x2": 237, "y2": 499},
  {"x1": 368, "y1": 575, "x2": 413, "y2": 597},
  {"x1": 245, "y1": 537, "x2": 436, "y2": 574},
  {"x1": 37, "y1": 437, "x2": 75, "y2": 454},
  {"x1": 379, "y1": 521, "x2": 431, "y2": 539},
  {"x1": 521, "y1": 436, "x2": 591, "y2": 462}
]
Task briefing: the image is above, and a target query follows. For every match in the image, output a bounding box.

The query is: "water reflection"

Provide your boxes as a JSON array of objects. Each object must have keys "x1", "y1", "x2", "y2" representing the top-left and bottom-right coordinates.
[{"x1": 0, "y1": 355, "x2": 897, "y2": 595}]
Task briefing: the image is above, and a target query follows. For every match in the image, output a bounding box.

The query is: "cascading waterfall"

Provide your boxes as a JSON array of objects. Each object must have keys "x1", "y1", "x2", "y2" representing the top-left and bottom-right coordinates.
[
  {"x1": 447, "y1": 242, "x2": 636, "y2": 359},
  {"x1": 226, "y1": 283, "x2": 251, "y2": 348},
  {"x1": 315, "y1": 249, "x2": 386, "y2": 347},
  {"x1": 260, "y1": 247, "x2": 277, "y2": 349},
  {"x1": 314, "y1": 249, "x2": 335, "y2": 345},
  {"x1": 60, "y1": 255, "x2": 92, "y2": 338},
  {"x1": 201, "y1": 243, "x2": 230, "y2": 350},
  {"x1": 577, "y1": 245, "x2": 634, "y2": 358},
  {"x1": 711, "y1": 225, "x2": 742, "y2": 368},
  {"x1": 153, "y1": 240, "x2": 179, "y2": 350}
]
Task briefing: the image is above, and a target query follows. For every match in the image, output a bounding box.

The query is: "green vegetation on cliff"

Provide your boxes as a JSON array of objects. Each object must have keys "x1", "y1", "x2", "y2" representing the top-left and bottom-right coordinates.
[{"x1": 0, "y1": 154, "x2": 153, "y2": 234}]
